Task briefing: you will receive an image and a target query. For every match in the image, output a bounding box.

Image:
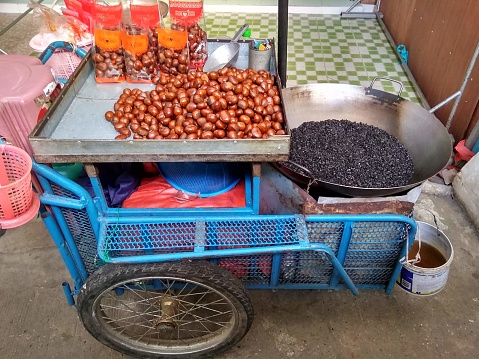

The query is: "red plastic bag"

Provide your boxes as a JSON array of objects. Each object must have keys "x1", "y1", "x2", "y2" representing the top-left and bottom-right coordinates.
[
  {"x1": 122, "y1": 175, "x2": 246, "y2": 209},
  {"x1": 454, "y1": 139, "x2": 474, "y2": 169}
]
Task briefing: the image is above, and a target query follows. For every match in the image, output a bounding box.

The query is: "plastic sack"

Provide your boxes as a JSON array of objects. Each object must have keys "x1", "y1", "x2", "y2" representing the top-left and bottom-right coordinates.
[
  {"x1": 75, "y1": 163, "x2": 144, "y2": 207},
  {"x1": 122, "y1": 175, "x2": 246, "y2": 209},
  {"x1": 454, "y1": 139, "x2": 475, "y2": 168},
  {"x1": 29, "y1": 0, "x2": 90, "y2": 46},
  {"x1": 63, "y1": 0, "x2": 93, "y2": 29}
]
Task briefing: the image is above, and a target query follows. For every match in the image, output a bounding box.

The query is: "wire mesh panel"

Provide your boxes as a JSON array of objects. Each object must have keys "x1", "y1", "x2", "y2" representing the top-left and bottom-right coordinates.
[
  {"x1": 279, "y1": 251, "x2": 333, "y2": 285},
  {"x1": 279, "y1": 222, "x2": 343, "y2": 285},
  {"x1": 99, "y1": 216, "x2": 306, "y2": 261},
  {"x1": 277, "y1": 218, "x2": 411, "y2": 288},
  {"x1": 342, "y1": 221, "x2": 409, "y2": 285},
  {"x1": 51, "y1": 184, "x2": 99, "y2": 275},
  {"x1": 218, "y1": 255, "x2": 273, "y2": 285}
]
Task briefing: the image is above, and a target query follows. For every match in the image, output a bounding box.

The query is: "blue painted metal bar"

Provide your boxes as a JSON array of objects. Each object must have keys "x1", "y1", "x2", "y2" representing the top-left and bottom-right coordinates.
[
  {"x1": 41, "y1": 211, "x2": 84, "y2": 290},
  {"x1": 306, "y1": 213, "x2": 417, "y2": 227},
  {"x1": 207, "y1": 218, "x2": 219, "y2": 264},
  {"x1": 140, "y1": 223, "x2": 154, "y2": 254},
  {"x1": 322, "y1": 251, "x2": 358, "y2": 295},
  {"x1": 32, "y1": 161, "x2": 103, "y2": 283},
  {"x1": 386, "y1": 224, "x2": 417, "y2": 294},
  {"x1": 104, "y1": 206, "x2": 255, "y2": 217},
  {"x1": 62, "y1": 282, "x2": 76, "y2": 306},
  {"x1": 269, "y1": 220, "x2": 286, "y2": 287},
  {"x1": 100, "y1": 213, "x2": 304, "y2": 225},
  {"x1": 89, "y1": 176, "x2": 109, "y2": 213},
  {"x1": 97, "y1": 242, "x2": 359, "y2": 295},
  {"x1": 36, "y1": 176, "x2": 89, "y2": 282},
  {"x1": 245, "y1": 169, "x2": 253, "y2": 209},
  {"x1": 269, "y1": 253, "x2": 282, "y2": 287},
  {"x1": 473, "y1": 139, "x2": 479, "y2": 154},
  {"x1": 40, "y1": 193, "x2": 88, "y2": 210},
  {"x1": 32, "y1": 161, "x2": 100, "y2": 239},
  {"x1": 329, "y1": 221, "x2": 353, "y2": 287},
  {"x1": 38, "y1": 41, "x2": 88, "y2": 64},
  {"x1": 252, "y1": 174, "x2": 261, "y2": 214}
]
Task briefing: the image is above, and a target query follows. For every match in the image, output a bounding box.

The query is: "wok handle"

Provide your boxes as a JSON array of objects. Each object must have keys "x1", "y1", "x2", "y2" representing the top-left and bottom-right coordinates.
[
  {"x1": 367, "y1": 77, "x2": 404, "y2": 97},
  {"x1": 231, "y1": 24, "x2": 249, "y2": 43},
  {"x1": 285, "y1": 161, "x2": 315, "y2": 179}
]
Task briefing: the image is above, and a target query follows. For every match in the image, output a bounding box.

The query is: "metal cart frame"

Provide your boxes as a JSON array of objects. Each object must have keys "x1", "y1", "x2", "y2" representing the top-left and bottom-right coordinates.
[
  {"x1": 29, "y1": 153, "x2": 419, "y2": 357},
  {"x1": 14, "y1": 7, "x2": 418, "y2": 357},
  {"x1": 32, "y1": 160, "x2": 416, "y2": 300}
]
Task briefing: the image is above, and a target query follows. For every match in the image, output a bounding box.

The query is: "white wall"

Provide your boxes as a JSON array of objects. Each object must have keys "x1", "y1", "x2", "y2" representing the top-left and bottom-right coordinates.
[{"x1": 453, "y1": 154, "x2": 479, "y2": 230}]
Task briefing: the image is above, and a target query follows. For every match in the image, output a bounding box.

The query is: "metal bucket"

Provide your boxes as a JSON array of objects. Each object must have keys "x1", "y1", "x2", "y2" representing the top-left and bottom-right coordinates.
[{"x1": 397, "y1": 221, "x2": 454, "y2": 296}]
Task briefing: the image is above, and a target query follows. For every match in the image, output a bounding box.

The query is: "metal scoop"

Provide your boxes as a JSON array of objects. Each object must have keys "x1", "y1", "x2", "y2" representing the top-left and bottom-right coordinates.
[{"x1": 203, "y1": 24, "x2": 249, "y2": 72}]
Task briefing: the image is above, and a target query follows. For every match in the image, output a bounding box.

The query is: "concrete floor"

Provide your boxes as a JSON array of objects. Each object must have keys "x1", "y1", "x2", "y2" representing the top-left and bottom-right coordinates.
[
  {"x1": 1, "y1": 187, "x2": 479, "y2": 359},
  {"x1": 1, "y1": 8, "x2": 479, "y2": 359}
]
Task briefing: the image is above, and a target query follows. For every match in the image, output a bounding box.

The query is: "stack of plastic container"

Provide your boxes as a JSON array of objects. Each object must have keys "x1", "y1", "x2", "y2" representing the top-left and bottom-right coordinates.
[{"x1": 0, "y1": 55, "x2": 57, "y2": 155}]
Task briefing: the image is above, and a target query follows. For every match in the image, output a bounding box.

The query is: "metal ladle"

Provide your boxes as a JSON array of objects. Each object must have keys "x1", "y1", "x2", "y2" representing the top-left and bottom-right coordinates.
[{"x1": 203, "y1": 24, "x2": 249, "y2": 72}]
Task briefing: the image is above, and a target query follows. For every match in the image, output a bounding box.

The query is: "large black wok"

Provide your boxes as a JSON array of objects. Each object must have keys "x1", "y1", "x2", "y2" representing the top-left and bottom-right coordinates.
[{"x1": 278, "y1": 83, "x2": 452, "y2": 197}]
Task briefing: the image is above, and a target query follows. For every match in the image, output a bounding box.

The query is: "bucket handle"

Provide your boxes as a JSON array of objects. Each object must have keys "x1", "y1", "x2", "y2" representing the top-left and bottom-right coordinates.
[
  {"x1": 401, "y1": 209, "x2": 441, "y2": 266},
  {"x1": 367, "y1": 76, "x2": 404, "y2": 97}
]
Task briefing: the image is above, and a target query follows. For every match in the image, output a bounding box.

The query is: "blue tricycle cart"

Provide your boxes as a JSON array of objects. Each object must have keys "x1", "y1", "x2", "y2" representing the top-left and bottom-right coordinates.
[{"x1": 21, "y1": 42, "x2": 417, "y2": 359}]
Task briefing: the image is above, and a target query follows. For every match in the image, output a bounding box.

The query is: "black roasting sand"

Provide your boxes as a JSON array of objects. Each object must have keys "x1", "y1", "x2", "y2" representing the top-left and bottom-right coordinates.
[{"x1": 287, "y1": 120, "x2": 414, "y2": 188}]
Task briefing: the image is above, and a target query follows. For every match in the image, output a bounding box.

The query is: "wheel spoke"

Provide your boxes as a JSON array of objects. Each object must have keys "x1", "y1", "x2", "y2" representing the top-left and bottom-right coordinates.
[
  {"x1": 178, "y1": 310, "x2": 233, "y2": 329},
  {"x1": 172, "y1": 280, "x2": 192, "y2": 298},
  {"x1": 171, "y1": 297, "x2": 231, "y2": 319},
  {"x1": 176, "y1": 289, "x2": 214, "y2": 322},
  {"x1": 129, "y1": 327, "x2": 156, "y2": 342},
  {"x1": 177, "y1": 322, "x2": 199, "y2": 340},
  {"x1": 107, "y1": 319, "x2": 157, "y2": 332},
  {"x1": 177, "y1": 327, "x2": 217, "y2": 335},
  {"x1": 101, "y1": 308, "x2": 160, "y2": 326},
  {"x1": 100, "y1": 297, "x2": 160, "y2": 321}
]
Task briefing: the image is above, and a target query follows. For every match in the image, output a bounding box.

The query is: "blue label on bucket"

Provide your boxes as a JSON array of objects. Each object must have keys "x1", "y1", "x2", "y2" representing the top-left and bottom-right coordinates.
[{"x1": 398, "y1": 267, "x2": 414, "y2": 293}]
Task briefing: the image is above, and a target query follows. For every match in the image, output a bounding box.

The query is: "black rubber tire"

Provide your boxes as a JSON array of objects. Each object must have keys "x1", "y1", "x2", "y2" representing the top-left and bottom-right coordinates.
[{"x1": 77, "y1": 260, "x2": 254, "y2": 359}]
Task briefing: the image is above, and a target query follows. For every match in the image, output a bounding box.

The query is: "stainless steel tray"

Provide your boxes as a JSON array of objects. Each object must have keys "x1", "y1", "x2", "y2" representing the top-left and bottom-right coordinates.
[{"x1": 30, "y1": 40, "x2": 290, "y2": 163}]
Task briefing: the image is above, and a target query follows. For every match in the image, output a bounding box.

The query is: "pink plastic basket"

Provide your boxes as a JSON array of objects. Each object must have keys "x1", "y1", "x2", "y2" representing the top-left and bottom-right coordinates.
[
  {"x1": 0, "y1": 145, "x2": 35, "y2": 223},
  {"x1": 44, "y1": 50, "x2": 83, "y2": 81}
]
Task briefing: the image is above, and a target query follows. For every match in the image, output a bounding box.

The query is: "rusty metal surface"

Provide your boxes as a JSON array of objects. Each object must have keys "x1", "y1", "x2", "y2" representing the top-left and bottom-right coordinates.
[
  {"x1": 259, "y1": 163, "x2": 306, "y2": 215},
  {"x1": 303, "y1": 200, "x2": 414, "y2": 215}
]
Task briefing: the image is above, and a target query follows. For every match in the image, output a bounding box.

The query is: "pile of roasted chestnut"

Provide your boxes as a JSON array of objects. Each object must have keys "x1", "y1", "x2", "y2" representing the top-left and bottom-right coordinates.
[{"x1": 105, "y1": 67, "x2": 286, "y2": 140}]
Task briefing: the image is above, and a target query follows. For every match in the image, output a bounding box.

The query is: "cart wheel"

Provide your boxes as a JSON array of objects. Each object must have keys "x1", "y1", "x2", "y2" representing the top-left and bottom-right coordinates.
[{"x1": 77, "y1": 261, "x2": 254, "y2": 359}]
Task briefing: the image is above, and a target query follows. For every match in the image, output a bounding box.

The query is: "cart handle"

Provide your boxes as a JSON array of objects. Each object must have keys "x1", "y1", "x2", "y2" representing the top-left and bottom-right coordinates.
[{"x1": 38, "y1": 41, "x2": 87, "y2": 65}]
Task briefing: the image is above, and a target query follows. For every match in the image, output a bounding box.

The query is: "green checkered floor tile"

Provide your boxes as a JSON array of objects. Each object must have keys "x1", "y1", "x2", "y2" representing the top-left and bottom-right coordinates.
[{"x1": 205, "y1": 13, "x2": 420, "y2": 103}]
